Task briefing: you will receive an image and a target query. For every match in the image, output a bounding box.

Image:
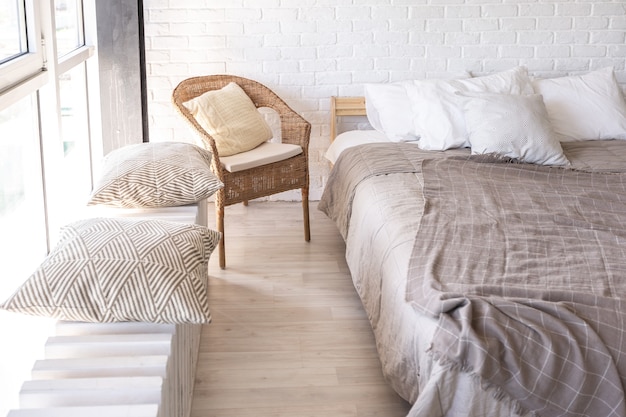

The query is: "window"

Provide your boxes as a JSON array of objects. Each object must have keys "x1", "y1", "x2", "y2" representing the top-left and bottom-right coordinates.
[
  {"x1": 0, "y1": 0, "x2": 44, "y2": 94},
  {"x1": 46, "y1": 63, "x2": 93, "y2": 239},
  {"x1": 55, "y1": 0, "x2": 84, "y2": 58},
  {"x1": 0, "y1": 1, "x2": 28, "y2": 64},
  {"x1": 0, "y1": 94, "x2": 52, "y2": 417},
  {"x1": 0, "y1": 94, "x2": 47, "y2": 293},
  {"x1": 0, "y1": 2, "x2": 97, "y2": 415}
]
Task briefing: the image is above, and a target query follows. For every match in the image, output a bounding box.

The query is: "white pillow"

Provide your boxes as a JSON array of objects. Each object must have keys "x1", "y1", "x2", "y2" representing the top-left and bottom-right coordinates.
[
  {"x1": 364, "y1": 73, "x2": 470, "y2": 143},
  {"x1": 406, "y1": 66, "x2": 534, "y2": 151},
  {"x1": 531, "y1": 67, "x2": 626, "y2": 142},
  {"x1": 457, "y1": 92, "x2": 569, "y2": 166},
  {"x1": 364, "y1": 81, "x2": 418, "y2": 142}
]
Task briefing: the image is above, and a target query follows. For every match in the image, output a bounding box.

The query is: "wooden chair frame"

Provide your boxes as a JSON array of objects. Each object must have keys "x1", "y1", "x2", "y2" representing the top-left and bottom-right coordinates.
[{"x1": 172, "y1": 75, "x2": 311, "y2": 269}]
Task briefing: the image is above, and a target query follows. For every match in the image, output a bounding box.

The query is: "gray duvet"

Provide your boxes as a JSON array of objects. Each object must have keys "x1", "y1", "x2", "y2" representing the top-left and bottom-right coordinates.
[{"x1": 319, "y1": 140, "x2": 626, "y2": 417}]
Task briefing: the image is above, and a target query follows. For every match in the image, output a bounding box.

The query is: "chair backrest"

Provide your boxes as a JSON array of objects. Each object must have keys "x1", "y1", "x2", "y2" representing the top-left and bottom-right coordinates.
[
  {"x1": 171, "y1": 75, "x2": 311, "y2": 176},
  {"x1": 173, "y1": 75, "x2": 291, "y2": 112}
]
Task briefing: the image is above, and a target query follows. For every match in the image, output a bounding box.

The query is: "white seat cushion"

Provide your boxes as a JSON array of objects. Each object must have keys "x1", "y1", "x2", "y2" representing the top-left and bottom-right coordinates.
[{"x1": 220, "y1": 142, "x2": 302, "y2": 173}]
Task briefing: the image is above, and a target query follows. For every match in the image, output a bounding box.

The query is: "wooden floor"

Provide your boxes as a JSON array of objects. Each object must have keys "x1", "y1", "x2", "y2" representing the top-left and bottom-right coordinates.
[{"x1": 191, "y1": 201, "x2": 411, "y2": 417}]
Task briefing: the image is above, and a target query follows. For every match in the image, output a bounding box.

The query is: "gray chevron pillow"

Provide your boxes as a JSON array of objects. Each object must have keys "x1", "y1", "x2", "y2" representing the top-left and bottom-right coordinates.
[
  {"x1": 0, "y1": 217, "x2": 221, "y2": 324},
  {"x1": 88, "y1": 142, "x2": 223, "y2": 208}
]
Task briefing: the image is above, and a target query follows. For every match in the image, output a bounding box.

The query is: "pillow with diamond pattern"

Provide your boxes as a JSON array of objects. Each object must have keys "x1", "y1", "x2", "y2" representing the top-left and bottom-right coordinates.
[{"x1": 0, "y1": 217, "x2": 221, "y2": 324}]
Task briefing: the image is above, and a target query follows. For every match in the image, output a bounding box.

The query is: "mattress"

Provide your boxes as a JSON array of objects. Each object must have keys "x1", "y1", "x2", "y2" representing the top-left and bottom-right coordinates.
[{"x1": 325, "y1": 129, "x2": 391, "y2": 164}]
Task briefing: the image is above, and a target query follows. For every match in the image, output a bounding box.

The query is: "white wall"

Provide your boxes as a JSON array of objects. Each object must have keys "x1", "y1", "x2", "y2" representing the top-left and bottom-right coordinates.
[{"x1": 142, "y1": 0, "x2": 626, "y2": 201}]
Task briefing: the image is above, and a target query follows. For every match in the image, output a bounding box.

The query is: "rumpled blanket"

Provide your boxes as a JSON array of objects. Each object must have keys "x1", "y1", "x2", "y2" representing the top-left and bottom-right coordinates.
[
  {"x1": 407, "y1": 156, "x2": 626, "y2": 417},
  {"x1": 318, "y1": 143, "x2": 467, "y2": 239}
]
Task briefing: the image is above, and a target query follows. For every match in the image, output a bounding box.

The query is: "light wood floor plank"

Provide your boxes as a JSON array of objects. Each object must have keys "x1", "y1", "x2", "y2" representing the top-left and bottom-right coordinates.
[{"x1": 192, "y1": 202, "x2": 411, "y2": 417}]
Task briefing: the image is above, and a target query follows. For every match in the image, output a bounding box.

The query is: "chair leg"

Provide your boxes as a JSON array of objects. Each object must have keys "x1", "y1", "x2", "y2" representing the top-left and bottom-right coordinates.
[
  {"x1": 243, "y1": 200, "x2": 248, "y2": 206},
  {"x1": 216, "y1": 203, "x2": 226, "y2": 269},
  {"x1": 301, "y1": 187, "x2": 310, "y2": 242}
]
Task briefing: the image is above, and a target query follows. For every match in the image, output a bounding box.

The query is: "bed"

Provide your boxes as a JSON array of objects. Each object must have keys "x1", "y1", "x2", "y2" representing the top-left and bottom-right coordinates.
[{"x1": 319, "y1": 67, "x2": 626, "y2": 417}]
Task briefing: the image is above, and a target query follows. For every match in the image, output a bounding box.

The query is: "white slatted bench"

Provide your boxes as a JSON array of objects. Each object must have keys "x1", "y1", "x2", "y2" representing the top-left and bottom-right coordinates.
[{"x1": 7, "y1": 201, "x2": 208, "y2": 417}]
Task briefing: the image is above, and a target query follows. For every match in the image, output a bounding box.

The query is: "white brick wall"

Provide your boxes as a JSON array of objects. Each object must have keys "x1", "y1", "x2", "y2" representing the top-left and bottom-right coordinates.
[{"x1": 143, "y1": 0, "x2": 626, "y2": 201}]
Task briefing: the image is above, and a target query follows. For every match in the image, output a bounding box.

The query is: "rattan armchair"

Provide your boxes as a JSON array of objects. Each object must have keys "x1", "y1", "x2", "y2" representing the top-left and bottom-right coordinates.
[{"x1": 172, "y1": 75, "x2": 311, "y2": 269}]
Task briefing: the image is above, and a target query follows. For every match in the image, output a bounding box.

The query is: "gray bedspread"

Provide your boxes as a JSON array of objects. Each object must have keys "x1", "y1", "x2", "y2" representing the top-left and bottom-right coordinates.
[
  {"x1": 319, "y1": 140, "x2": 626, "y2": 417},
  {"x1": 408, "y1": 156, "x2": 626, "y2": 417}
]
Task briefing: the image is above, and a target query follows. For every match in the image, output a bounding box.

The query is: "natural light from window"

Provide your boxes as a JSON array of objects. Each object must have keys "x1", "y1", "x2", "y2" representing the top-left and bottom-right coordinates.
[
  {"x1": 46, "y1": 64, "x2": 93, "y2": 238},
  {"x1": 0, "y1": 95, "x2": 56, "y2": 417},
  {"x1": 55, "y1": 0, "x2": 83, "y2": 57},
  {"x1": 0, "y1": 95, "x2": 48, "y2": 294},
  {"x1": 0, "y1": 1, "x2": 95, "y2": 416},
  {"x1": 0, "y1": 1, "x2": 27, "y2": 64}
]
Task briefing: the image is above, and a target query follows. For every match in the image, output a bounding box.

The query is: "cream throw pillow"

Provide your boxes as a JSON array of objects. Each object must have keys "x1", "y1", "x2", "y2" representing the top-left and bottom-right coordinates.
[{"x1": 183, "y1": 82, "x2": 273, "y2": 157}]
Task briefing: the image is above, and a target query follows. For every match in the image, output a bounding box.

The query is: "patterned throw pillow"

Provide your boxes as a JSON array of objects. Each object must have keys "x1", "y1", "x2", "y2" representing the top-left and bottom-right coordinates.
[
  {"x1": 88, "y1": 142, "x2": 223, "y2": 208},
  {"x1": 0, "y1": 217, "x2": 221, "y2": 324}
]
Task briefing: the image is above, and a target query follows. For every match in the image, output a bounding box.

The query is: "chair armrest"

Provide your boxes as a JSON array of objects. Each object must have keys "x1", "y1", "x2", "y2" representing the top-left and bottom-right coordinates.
[{"x1": 279, "y1": 112, "x2": 311, "y2": 152}]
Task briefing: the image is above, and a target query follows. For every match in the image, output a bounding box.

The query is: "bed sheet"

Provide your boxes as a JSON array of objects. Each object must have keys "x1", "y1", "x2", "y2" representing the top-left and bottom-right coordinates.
[
  {"x1": 345, "y1": 171, "x2": 526, "y2": 417},
  {"x1": 326, "y1": 129, "x2": 391, "y2": 164}
]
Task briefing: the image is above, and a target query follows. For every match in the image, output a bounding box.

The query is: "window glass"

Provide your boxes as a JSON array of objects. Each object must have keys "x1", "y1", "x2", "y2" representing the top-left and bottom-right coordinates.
[
  {"x1": 0, "y1": 0, "x2": 45, "y2": 93},
  {"x1": 0, "y1": 2, "x2": 95, "y2": 415},
  {"x1": 55, "y1": 0, "x2": 83, "y2": 57},
  {"x1": 46, "y1": 63, "x2": 92, "y2": 238},
  {"x1": 0, "y1": 94, "x2": 53, "y2": 417},
  {"x1": 0, "y1": 94, "x2": 47, "y2": 288},
  {"x1": 0, "y1": 0, "x2": 28, "y2": 64}
]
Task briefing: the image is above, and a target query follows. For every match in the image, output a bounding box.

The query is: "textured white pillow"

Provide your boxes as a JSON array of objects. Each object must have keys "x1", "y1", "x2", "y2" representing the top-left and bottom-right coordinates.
[
  {"x1": 406, "y1": 66, "x2": 534, "y2": 151},
  {"x1": 364, "y1": 80, "x2": 418, "y2": 142},
  {"x1": 457, "y1": 92, "x2": 569, "y2": 166},
  {"x1": 183, "y1": 82, "x2": 273, "y2": 156},
  {"x1": 532, "y1": 67, "x2": 626, "y2": 142}
]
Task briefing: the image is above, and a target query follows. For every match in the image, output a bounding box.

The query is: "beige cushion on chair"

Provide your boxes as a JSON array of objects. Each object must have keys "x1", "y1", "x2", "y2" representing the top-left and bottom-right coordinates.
[
  {"x1": 182, "y1": 82, "x2": 273, "y2": 156},
  {"x1": 220, "y1": 142, "x2": 303, "y2": 173}
]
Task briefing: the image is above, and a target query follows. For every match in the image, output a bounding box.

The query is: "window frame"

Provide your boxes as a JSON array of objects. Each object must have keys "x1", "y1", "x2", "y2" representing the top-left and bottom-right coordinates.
[
  {"x1": 55, "y1": 0, "x2": 86, "y2": 59},
  {"x1": 0, "y1": 1, "x2": 99, "y2": 414},
  {"x1": 0, "y1": 0, "x2": 46, "y2": 96}
]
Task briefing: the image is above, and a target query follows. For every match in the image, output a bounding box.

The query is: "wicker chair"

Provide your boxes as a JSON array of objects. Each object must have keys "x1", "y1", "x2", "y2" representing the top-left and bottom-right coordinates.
[{"x1": 172, "y1": 75, "x2": 311, "y2": 269}]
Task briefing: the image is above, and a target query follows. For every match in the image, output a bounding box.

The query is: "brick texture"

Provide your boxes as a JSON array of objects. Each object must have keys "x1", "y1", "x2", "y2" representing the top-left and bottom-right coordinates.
[{"x1": 143, "y1": 0, "x2": 626, "y2": 201}]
